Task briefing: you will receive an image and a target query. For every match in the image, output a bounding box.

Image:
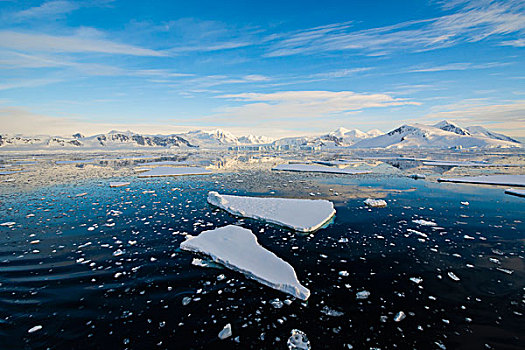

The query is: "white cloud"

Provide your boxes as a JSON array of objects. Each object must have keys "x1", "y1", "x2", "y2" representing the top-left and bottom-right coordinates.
[
  {"x1": 214, "y1": 90, "x2": 420, "y2": 123},
  {"x1": 10, "y1": 1, "x2": 79, "y2": 21},
  {"x1": 0, "y1": 30, "x2": 164, "y2": 56},
  {"x1": 265, "y1": 0, "x2": 525, "y2": 57}
]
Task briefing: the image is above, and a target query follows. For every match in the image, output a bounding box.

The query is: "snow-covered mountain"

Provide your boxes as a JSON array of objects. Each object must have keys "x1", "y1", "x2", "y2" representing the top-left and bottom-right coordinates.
[
  {"x1": 0, "y1": 121, "x2": 519, "y2": 150},
  {"x1": 352, "y1": 121, "x2": 521, "y2": 149},
  {"x1": 271, "y1": 127, "x2": 384, "y2": 148}
]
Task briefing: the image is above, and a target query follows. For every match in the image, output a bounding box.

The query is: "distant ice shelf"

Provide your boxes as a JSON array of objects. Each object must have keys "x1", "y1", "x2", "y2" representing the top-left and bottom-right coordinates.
[
  {"x1": 137, "y1": 166, "x2": 212, "y2": 177},
  {"x1": 180, "y1": 225, "x2": 310, "y2": 300},
  {"x1": 438, "y1": 175, "x2": 525, "y2": 187},
  {"x1": 207, "y1": 191, "x2": 335, "y2": 232},
  {"x1": 423, "y1": 161, "x2": 518, "y2": 167},
  {"x1": 505, "y1": 188, "x2": 525, "y2": 198},
  {"x1": 272, "y1": 163, "x2": 370, "y2": 175}
]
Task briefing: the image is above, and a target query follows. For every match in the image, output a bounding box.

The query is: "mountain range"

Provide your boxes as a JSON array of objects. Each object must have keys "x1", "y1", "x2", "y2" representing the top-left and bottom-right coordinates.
[{"x1": 0, "y1": 121, "x2": 521, "y2": 150}]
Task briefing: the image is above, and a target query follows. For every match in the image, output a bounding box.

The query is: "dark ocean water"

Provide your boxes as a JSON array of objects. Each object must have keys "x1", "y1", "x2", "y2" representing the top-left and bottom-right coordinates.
[{"x1": 0, "y1": 173, "x2": 524, "y2": 349}]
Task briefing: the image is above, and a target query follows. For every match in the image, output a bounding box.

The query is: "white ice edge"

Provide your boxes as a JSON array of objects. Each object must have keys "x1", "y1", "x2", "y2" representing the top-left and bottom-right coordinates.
[
  {"x1": 137, "y1": 166, "x2": 212, "y2": 177},
  {"x1": 505, "y1": 188, "x2": 525, "y2": 197},
  {"x1": 180, "y1": 225, "x2": 310, "y2": 300},
  {"x1": 207, "y1": 191, "x2": 335, "y2": 233},
  {"x1": 272, "y1": 163, "x2": 370, "y2": 175},
  {"x1": 438, "y1": 175, "x2": 525, "y2": 187}
]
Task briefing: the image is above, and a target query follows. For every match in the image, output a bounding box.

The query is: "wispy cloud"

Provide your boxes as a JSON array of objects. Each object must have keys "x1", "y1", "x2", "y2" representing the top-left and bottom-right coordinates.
[
  {"x1": 265, "y1": 0, "x2": 525, "y2": 57},
  {"x1": 212, "y1": 90, "x2": 420, "y2": 125},
  {"x1": 407, "y1": 61, "x2": 510, "y2": 72},
  {"x1": 9, "y1": 1, "x2": 79, "y2": 21},
  {"x1": 0, "y1": 30, "x2": 164, "y2": 56}
]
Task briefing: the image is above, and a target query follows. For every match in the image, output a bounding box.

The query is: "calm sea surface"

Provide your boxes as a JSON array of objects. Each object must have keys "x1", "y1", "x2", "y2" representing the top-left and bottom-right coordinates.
[{"x1": 0, "y1": 172, "x2": 524, "y2": 349}]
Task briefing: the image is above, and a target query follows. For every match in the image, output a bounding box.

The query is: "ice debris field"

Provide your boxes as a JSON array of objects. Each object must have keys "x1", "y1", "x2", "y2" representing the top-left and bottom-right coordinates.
[{"x1": 0, "y1": 151, "x2": 524, "y2": 349}]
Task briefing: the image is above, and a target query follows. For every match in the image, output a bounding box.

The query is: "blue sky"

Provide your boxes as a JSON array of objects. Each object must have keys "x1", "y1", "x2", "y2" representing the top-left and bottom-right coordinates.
[{"x1": 0, "y1": 0, "x2": 524, "y2": 137}]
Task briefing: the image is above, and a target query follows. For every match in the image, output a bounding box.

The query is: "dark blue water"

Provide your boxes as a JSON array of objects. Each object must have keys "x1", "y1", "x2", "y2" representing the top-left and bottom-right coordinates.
[{"x1": 0, "y1": 173, "x2": 524, "y2": 349}]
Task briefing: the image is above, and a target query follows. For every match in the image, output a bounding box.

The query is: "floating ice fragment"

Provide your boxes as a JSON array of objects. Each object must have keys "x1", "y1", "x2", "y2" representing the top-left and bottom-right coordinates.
[
  {"x1": 75, "y1": 192, "x2": 88, "y2": 197},
  {"x1": 0, "y1": 222, "x2": 15, "y2": 227},
  {"x1": 109, "y1": 181, "x2": 130, "y2": 188},
  {"x1": 321, "y1": 306, "x2": 344, "y2": 317},
  {"x1": 410, "y1": 277, "x2": 423, "y2": 284},
  {"x1": 364, "y1": 198, "x2": 387, "y2": 208},
  {"x1": 505, "y1": 188, "x2": 525, "y2": 198},
  {"x1": 496, "y1": 267, "x2": 513, "y2": 275},
  {"x1": 113, "y1": 249, "x2": 124, "y2": 257},
  {"x1": 287, "y1": 329, "x2": 311, "y2": 350},
  {"x1": 461, "y1": 201, "x2": 470, "y2": 206},
  {"x1": 207, "y1": 191, "x2": 335, "y2": 233},
  {"x1": 438, "y1": 175, "x2": 525, "y2": 187},
  {"x1": 447, "y1": 272, "x2": 460, "y2": 281},
  {"x1": 182, "y1": 297, "x2": 192, "y2": 306},
  {"x1": 28, "y1": 325, "x2": 42, "y2": 333},
  {"x1": 410, "y1": 174, "x2": 426, "y2": 179},
  {"x1": 270, "y1": 298, "x2": 283, "y2": 309},
  {"x1": 394, "y1": 311, "x2": 406, "y2": 322},
  {"x1": 218, "y1": 323, "x2": 232, "y2": 340},
  {"x1": 412, "y1": 219, "x2": 437, "y2": 226},
  {"x1": 339, "y1": 270, "x2": 349, "y2": 277},
  {"x1": 180, "y1": 225, "x2": 310, "y2": 300},
  {"x1": 356, "y1": 290, "x2": 370, "y2": 300}
]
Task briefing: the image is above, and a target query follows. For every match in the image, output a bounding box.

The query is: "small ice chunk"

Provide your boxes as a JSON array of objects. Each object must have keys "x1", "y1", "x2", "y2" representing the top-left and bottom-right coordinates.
[
  {"x1": 109, "y1": 181, "x2": 130, "y2": 188},
  {"x1": 218, "y1": 323, "x2": 232, "y2": 340},
  {"x1": 339, "y1": 270, "x2": 349, "y2": 277},
  {"x1": 410, "y1": 277, "x2": 423, "y2": 284},
  {"x1": 28, "y1": 325, "x2": 42, "y2": 333},
  {"x1": 394, "y1": 311, "x2": 406, "y2": 322},
  {"x1": 447, "y1": 272, "x2": 460, "y2": 281},
  {"x1": 0, "y1": 222, "x2": 16, "y2": 227},
  {"x1": 287, "y1": 329, "x2": 311, "y2": 350},
  {"x1": 180, "y1": 225, "x2": 310, "y2": 300},
  {"x1": 412, "y1": 219, "x2": 437, "y2": 226},
  {"x1": 356, "y1": 290, "x2": 370, "y2": 300},
  {"x1": 461, "y1": 201, "x2": 469, "y2": 206},
  {"x1": 364, "y1": 198, "x2": 387, "y2": 208},
  {"x1": 321, "y1": 306, "x2": 344, "y2": 317},
  {"x1": 207, "y1": 191, "x2": 335, "y2": 233},
  {"x1": 182, "y1": 297, "x2": 192, "y2": 306},
  {"x1": 410, "y1": 174, "x2": 426, "y2": 179}
]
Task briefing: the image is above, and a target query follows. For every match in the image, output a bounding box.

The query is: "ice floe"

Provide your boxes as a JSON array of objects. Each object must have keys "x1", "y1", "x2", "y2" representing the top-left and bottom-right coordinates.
[
  {"x1": 137, "y1": 166, "x2": 212, "y2": 177},
  {"x1": 505, "y1": 188, "x2": 525, "y2": 198},
  {"x1": 412, "y1": 219, "x2": 437, "y2": 226},
  {"x1": 207, "y1": 191, "x2": 335, "y2": 232},
  {"x1": 109, "y1": 181, "x2": 130, "y2": 188},
  {"x1": 364, "y1": 198, "x2": 387, "y2": 208},
  {"x1": 218, "y1": 323, "x2": 232, "y2": 340},
  {"x1": 180, "y1": 225, "x2": 310, "y2": 300},
  {"x1": 272, "y1": 163, "x2": 370, "y2": 175},
  {"x1": 438, "y1": 175, "x2": 525, "y2": 187}
]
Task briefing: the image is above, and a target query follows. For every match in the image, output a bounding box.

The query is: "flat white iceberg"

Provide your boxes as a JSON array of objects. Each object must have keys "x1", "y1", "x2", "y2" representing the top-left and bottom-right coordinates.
[
  {"x1": 412, "y1": 219, "x2": 437, "y2": 226},
  {"x1": 438, "y1": 175, "x2": 525, "y2": 187},
  {"x1": 218, "y1": 323, "x2": 232, "y2": 340},
  {"x1": 207, "y1": 191, "x2": 335, "y2": 232},
  {"x1": 180, "y1": 225, "x2": 310, "y2": 300},
  {"x1": 364, "y1": 198, "x2": 387, "y2": 208},
  {"x1": 137, "y1": 166, "x2": 212, "y2": 177},
  {"x1": 109, "y1": 181, "x2": 130, "y2": 188},
  {"x1": 272, "y1": 163, "x2": 370, "y2": 175},
  {"x1": 505, "y1": 188, "x2": 525, "y2": 198}
]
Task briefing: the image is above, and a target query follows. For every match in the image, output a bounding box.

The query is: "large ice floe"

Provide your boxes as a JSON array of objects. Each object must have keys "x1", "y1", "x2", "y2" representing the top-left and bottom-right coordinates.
[
  {"x1": 438, "y1": 175, "x2": 525, "y2": 187},
  {"x1": 207, "y1": 191, "x2": 335, "y2": 232},
  {"x1": 272, "y1": 163, "x2": 370, "y2": 175},
  {"x1": 505, "y1": 188, "x2": 525, "y2": 198},
  {"x1": 180, "y1": 225, "x2": 310, "y2": 300},
  {"x1": 137, "y1": 166, "x2": 211, "y2": 177}
]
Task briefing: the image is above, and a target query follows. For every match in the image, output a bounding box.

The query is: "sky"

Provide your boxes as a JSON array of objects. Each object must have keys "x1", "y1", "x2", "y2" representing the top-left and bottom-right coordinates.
[{"x1": 0, "y1": 0, "x2": 524, "y2": 138}]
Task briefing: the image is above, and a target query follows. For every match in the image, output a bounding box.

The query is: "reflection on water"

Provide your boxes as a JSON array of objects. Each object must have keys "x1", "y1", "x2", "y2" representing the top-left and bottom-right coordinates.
[{"x1": 0, "y1": 170, "x2": 524, "y2": 349}]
